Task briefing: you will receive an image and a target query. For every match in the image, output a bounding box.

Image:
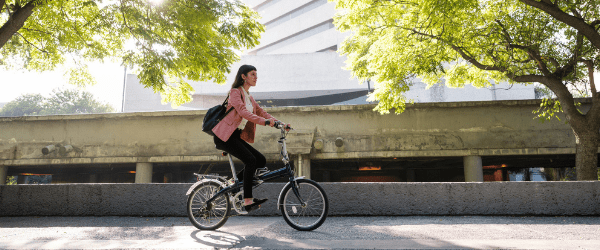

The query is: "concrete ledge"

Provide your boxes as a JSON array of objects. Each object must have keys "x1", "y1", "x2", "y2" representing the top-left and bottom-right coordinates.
[{"x1": 1, "y1": 182, "x2": 598, "y2": 216}]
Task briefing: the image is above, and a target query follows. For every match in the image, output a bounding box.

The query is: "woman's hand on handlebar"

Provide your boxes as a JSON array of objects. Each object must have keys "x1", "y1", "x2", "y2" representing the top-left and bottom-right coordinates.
[
  {"x1": 266, "y1": 120, "x2": 292, "y2": 130},
  {"x1": 265, "y1": 118, "x2": 276, "y2": 127},
  {"x1": 274, "y1": 121, "x2": 292, "y2": 131}
]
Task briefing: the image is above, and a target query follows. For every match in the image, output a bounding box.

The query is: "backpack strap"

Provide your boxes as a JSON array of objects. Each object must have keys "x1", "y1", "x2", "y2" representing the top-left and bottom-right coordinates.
[{"x1": 220, "y1": 88, "x2": 244, "y2": 118}]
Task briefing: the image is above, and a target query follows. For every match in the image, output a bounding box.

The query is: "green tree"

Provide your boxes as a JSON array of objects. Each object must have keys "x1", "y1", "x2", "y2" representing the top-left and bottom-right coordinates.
[
  {"x1": 0, "y1": 88, "x2": 114, "y2": 116},
  {"x1": 0, "y1": 0, "x2": 263, "y2": 106},
  {"x1": 0, "y1": 93, "x2": 44, "y2": 116},
  {"x1": 40, "y1": 88, "x2": 114, "y2": 115},
  {"x1": 332, "y1": 0, "x2": 599, "y2": 180}
]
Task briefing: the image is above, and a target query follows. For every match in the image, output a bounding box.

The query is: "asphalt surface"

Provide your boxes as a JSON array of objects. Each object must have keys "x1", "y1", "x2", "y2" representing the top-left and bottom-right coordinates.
[{"x1": 1, "y1": 216, "x2": 599, "y2": 249}]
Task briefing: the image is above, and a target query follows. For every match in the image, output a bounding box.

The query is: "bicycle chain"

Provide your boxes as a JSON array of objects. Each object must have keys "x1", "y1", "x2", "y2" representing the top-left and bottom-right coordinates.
[
  {"x1": 222, "y1": 181, "x2": 265, "y2": 219},
  {"x1": 197, "y1": 182, "x2": 266, "y2": 219}
]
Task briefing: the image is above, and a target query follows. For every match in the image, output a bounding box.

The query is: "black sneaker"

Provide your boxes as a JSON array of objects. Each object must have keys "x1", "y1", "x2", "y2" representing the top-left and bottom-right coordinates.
[{"x1": 244, "y1": 198, "x2": 268, "y2": 212}]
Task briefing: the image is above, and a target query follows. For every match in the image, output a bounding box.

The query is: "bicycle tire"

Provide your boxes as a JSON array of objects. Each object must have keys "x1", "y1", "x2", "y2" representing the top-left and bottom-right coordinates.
[
  {"x1": 187, "y1": 181, "x2": 230, "y2": 230},
  {"x1": 280, "y1": 179, "x2": 328, "y2": 231}
]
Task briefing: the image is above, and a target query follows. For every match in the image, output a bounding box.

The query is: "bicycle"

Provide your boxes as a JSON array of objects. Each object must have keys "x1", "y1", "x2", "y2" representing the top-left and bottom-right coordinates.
[{"x1": 185, "y1": 121, "x2": 329, "y2": 231}]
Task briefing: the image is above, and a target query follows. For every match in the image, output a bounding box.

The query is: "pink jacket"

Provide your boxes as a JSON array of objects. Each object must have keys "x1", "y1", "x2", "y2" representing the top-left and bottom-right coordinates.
[{"x1": 212, "y1": 87, "x2": 275, "y2": 143}]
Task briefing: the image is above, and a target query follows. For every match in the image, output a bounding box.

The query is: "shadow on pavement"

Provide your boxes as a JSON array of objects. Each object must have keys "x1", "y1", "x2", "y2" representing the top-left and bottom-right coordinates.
[{"x1": 190, "y1": 230, "x2": 243, "y2": 248}]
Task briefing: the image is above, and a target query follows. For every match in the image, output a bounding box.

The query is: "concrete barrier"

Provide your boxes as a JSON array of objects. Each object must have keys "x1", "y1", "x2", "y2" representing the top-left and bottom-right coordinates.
[{"x1": 1, "y1": 182, "x2": 599, "y2": 216}]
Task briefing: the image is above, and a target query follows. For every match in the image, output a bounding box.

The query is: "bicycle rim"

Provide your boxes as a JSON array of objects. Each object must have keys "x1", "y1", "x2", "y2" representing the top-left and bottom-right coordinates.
[
  {"x1": 187, "y1": 182, "x2": 230, "y2": 230},
  {"x1": 281, "y1": 179, "x2": 328, "y2": 231}
]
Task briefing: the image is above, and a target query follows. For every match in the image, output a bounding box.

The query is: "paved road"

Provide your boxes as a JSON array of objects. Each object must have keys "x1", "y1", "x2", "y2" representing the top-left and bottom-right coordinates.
[{"x1": 1, "y1": 216, "x2": 599, "y2": 249}]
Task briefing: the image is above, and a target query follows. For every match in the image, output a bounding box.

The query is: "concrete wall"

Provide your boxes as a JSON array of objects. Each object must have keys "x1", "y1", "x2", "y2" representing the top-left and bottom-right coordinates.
[
  {"x1": 0, "y1": 100, "x2": 582, "y2": 167},
  {"x1": 1, "y1": 182, "x2": 598, "y2": 216}
]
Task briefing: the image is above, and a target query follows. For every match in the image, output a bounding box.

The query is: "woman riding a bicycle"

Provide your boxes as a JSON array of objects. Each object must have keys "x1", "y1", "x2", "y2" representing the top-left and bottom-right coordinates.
[{"x1": 212, "y1": 64, "x2": 290, "y2": 212}]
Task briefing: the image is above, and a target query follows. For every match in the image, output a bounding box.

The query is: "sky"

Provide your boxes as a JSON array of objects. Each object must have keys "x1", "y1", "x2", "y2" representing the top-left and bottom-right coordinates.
[{"x1": 1, "y1": 62, "x2": 126, "y2": 111}]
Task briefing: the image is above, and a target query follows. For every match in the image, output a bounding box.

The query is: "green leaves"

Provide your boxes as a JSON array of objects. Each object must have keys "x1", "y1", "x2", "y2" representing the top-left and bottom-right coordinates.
[
  {"x1": 1, "y1": 0, "x2": 264, "y2": 107},
  {"x1": 532, "y1": 98, "x2": 582, "y2": 123},
  {"x1": 65, "y1": 64, "x2": 97, "y2": 87},
  {"x1": 160, "y1": 78, "x2": 194, "y2": 108},
  {"x1": 332, "y1": 0, "x2": 599, "y2": 114},
  {"x1": 533, "y1": 98, "x2": 564, "y2": 122}
]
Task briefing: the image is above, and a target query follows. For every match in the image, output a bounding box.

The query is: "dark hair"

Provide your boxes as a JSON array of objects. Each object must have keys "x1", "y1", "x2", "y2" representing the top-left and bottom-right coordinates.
[{"x1": 231, "y1": 65, "x2": 257, "y2": 88}]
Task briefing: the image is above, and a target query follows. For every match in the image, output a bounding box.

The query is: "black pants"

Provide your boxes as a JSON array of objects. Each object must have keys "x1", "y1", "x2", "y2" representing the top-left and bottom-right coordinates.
[{"x1": 214, "y1": 129, "x2": 266, "y2": 199}]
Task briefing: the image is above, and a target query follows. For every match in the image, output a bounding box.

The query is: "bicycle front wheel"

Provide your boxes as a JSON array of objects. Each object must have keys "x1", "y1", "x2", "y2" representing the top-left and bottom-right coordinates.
[
  {"x1": 187, "y1": 181, "x2": 230, "y2": 230},
  {"x1": 280, "y1": 179, "x2": 328, "y2": 231}
]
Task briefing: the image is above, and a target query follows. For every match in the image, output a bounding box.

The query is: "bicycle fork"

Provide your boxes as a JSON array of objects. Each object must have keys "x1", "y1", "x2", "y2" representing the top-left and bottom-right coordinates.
[
  {"x1": 277, "y1": 176, "x2": 307, "y2": 210},
  {"x1": 291, "y1": 178, "x2": 306, "y2": 205}
]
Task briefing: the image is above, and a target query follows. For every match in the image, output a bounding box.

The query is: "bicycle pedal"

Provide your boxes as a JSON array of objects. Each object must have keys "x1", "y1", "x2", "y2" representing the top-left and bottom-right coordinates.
[{"x1": 256, "y1": 167, "x2": 270, "y2": 176}]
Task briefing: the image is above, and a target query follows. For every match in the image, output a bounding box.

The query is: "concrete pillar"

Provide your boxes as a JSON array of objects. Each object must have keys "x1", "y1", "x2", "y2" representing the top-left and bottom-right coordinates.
[
  {"x1": 463, "y1": 156, "x2": 483, "y2": 182},
  {"x1": 294, "y1": 154, "x2": 311, "y2": 179},
  {"x1": 135, "y1": 163, "x2": 153, "y2": 183},
  {"x1": 0, "y1": 165, "x2": 7, "y2": 185}
]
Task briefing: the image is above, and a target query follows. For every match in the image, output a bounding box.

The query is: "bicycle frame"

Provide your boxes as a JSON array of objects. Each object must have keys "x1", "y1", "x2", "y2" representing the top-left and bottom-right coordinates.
[{"x1": 201, "y1": 124, "x2": 306, "y2": 206}]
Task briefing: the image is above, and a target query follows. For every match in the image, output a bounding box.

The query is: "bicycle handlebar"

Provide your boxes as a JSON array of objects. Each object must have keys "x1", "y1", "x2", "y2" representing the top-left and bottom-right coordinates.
[{"x1": 266, "y1": 120, "x2": 292, "y2": 130}]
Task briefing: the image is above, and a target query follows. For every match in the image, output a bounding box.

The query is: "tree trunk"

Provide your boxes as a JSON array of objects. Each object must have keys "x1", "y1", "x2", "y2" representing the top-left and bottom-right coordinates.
[
  {"x1": 543, "y1": 77, "x2": 599, "y2": 181},
  {"x1": 573, "y1": 127, "x2": 600, "y2": 180},
  {"x1": 0, "y1": 1, "x2": 37, "y2": 49}
]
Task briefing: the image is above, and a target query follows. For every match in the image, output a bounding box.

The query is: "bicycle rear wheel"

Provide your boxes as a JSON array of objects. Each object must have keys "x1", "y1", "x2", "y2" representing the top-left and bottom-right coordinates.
[
  {"x1": 280, "y1": 179, "x2": 328, "y2": 231},
  {"x1": 187, "y1": 181, "x2": 230, "y2": 230}
]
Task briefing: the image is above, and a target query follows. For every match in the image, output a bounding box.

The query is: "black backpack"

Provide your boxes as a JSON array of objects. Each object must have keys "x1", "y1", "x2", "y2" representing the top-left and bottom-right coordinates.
[{"x1": 202, "y1": 95, "x2": 234, "y2": 136}]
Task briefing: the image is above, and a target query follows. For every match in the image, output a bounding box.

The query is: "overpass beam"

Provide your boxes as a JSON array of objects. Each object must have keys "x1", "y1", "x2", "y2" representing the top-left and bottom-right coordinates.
[
  {"x1": 295, "y1": 154, "x2": 311, "y2": 179},
  {"x1": 463, "y1": 156, "x2": 483, "y2": 182},
  {"x1": 135, "y1": 163, "x2": 153, "y2": 183},
  {"x1": 0, "y1": 165, "x2": 7, "y2": 185}
]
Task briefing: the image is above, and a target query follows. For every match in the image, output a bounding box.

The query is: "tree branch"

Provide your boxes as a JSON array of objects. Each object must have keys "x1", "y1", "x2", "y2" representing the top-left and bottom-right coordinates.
[
  {"x1": 0, "y1": 0, "x2": 37, "y2": 48},
  {"x1": 450, "y1": 45, "x2": 502, "y2": 71},
  {"x1": 551, "y1": 32, "x2": 583, "y2": 79},
  {"x1": 512, "y1": 74, "x2": 548, "y2": 83},
  {"x1": 582, "y1": 60, "x2": 597, "y2": 98},
  {"x1": 16, "y1": 31, "x2": 49, "y2": 53},
  {"x1": 508, "y1": 44, "x2": 552, "y2": 76},
  {"x1": 0, "y1": 0, "x2": 7, "y2": 13},
  {"x1": 406, "y1": 27, "x2": 506, "y2": 72},
  {"x1": 569, "y1": 7, "x2": 583, "y2": 19},
  {"x1": 519, "y1": 0, "x2": 600, "y2": 50},
  {"x1": 495, "y1": 19, "x2": 514, "y2": 44},
  {"x1": 547, "y1": 57, "x2": 560, "y2": 68},
  {"x1": 21, "y1": 27, "x2": 52, "y2": 36}
]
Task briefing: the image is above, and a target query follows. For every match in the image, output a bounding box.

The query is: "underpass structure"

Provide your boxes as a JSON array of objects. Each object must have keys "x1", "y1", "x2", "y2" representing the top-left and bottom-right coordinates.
[{"x1": 0, "y1": 99, "x2": 595, "y2": 184}]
